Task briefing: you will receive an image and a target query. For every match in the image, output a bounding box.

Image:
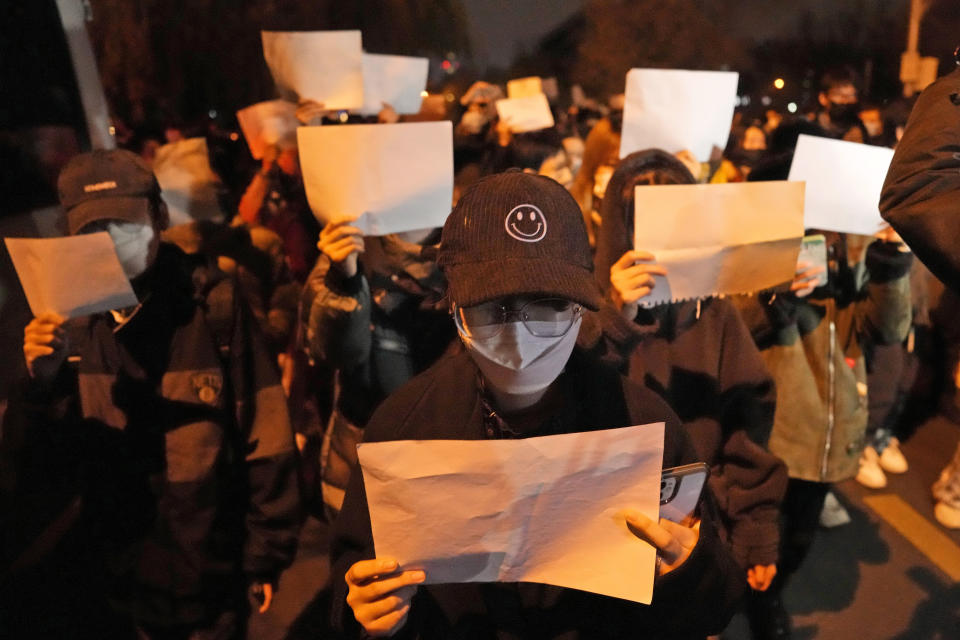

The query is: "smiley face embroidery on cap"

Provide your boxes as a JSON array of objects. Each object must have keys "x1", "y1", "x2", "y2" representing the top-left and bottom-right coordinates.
[{"x1": 505, "y1": 204, "x2": 547, "y2": 242}]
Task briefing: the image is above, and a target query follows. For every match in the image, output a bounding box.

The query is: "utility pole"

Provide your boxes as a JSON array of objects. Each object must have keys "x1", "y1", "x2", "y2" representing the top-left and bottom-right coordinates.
[{"x1": 899, "y1": 0, "x2": 939, "y2": 97}]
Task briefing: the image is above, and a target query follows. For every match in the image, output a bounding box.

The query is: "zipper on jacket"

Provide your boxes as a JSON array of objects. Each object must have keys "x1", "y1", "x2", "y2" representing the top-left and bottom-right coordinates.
[{"x1": 821, "y1": 320, "x2": 837, "y2": 480}]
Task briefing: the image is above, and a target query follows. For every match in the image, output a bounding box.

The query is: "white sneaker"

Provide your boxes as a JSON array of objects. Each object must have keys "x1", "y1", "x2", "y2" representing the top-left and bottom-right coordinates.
[
  {"x1": 934, "y1": 501, "x2": 960, "y2": 529},
  {"x1": 879, "y1": 438, "x2": 909, "y2": 474},
  {"x1": 820, "y1": 491, "x2": 852, "y2": 528},
  {"x1": 856, "y1": 446, "x2": 888, "y2": 489}
]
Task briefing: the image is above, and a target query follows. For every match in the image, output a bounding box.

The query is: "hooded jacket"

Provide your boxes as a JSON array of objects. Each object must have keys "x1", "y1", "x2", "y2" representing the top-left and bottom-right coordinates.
[
  {"x1": 330, "y1": 349, "x2": 746, "y2": 639},
  {"x1": 880, "y1": 68, "x2": 960, "y2": 292},
  {"x1": 2, "y1": 243, "x2": 301, "y2": 627},
  {"x1": 585, "y1": 149, "x2": 787, "y2": 568},
  {"x1": 733, "y1": 234, "x2": 913, "y2": 482}
]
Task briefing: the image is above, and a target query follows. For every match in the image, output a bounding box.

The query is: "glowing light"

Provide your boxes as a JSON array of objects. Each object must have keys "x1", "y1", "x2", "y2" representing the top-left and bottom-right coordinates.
[
  {"x1": 761, "y1": 96, "x2": 772, "y2": 106},
  {"x1": 787, "y1": 102, "x2": 798, "y2": 113},
  {"x1": 420, "y1": 91, "x2": 429, "y2": 98},
  {"x1": 108, "y1": 125, "x2": 116, "y2": 136},
  {"x1": 442, "y1": 60, "x2": 451, "y2": 70},
  {"x1": 208, "y1": 109, "x2": 218, "y2": 119},
  {"x1": 338, "y1": 110, "x2": 349, "y2": 123},
  {"x1": 774, "y1": 78, "x2": 785, "y2": 90},
  {"x1": 445, "y1": 92, "x2": 455, "y2": 102},
  {"x1": 229, "y1": 132, "x2": 239, "y2": 141}
]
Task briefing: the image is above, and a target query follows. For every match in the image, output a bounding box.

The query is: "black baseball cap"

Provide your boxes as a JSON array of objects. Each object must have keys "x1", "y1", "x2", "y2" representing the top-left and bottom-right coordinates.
[
  {"x1": 57, "y1": 149, "x2": 162, "y2": 235},
  {"x1": 437, "y1": 171, "x2": 602, "y2": 310}
]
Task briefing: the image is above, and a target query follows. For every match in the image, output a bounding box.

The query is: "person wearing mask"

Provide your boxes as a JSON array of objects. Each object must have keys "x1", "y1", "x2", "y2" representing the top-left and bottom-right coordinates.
[
  {"x1": 330, "y1": 171, "x2": 745, "y2": 639},
  {"x1": 879, "y1": 60, "x2": 960, "y2": 528},
  {"x1": 300, "y1": 222, "x2": 454, "y2": 518},
  {"x1": 583, "y1": 149, "x2": 788, "y2": 627},
  {"x1": 5, "y1": 149, "x2": 301, "y2": 638},
  {"x1": 816, "y1": 67, "x2": 868, "y2": 143}
]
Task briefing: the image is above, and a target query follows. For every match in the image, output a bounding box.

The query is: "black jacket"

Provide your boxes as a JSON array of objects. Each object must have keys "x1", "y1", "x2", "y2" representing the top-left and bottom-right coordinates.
[
  {"x1": 880, "y1": 68, "x2": 960, "y2": 291},
  {"x1": 330, "y1": 349, "x2": 746, "y2": 639}
]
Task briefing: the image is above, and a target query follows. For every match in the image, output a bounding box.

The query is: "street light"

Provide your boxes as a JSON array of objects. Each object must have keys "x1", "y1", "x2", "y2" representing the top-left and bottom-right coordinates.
[{"x1": 774, "y1": 78, "x2": 785, "y2": 90}]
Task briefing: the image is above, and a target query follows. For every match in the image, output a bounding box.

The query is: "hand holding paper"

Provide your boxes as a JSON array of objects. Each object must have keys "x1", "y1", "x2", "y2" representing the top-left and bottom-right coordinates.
[
  {"x1": 609, "y1": 250, "x2": 668, "y2": 319},
  {"x1": 23, "y1": 312, "x2": 68, "y2": 382},
  {"x1": 344, "y1": 558, "x2": 424, "y2": 637}
]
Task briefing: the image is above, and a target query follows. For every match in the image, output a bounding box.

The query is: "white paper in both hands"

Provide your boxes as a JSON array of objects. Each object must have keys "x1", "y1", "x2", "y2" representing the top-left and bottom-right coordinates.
[
  {"x1": 5, "y1": 233, "x2": 137, "y2": 318},
  {"x1": 359, "y1": 54, "x2": 429, "y2": 116},
  {"x1": 633, "y1": 181, "x2": 805, "y2": 307},
  {"x1": 507, "y1": 76, "x2": 543, "y2": 99},
  {"x1": 788, "y1": 134, "x2": 894, "y2": 235},
  {"x1": 297, "y1": 121, "x2": 453, "y2": 236},
  {"x1": 358, "y1": 423, "x2": 665, "y2": 604},
  {"x1": 261, "y1": 30, "x2": 364, "y2": 110},
  {"x1": 620, "y1": 68, "x2": 739, "y2": 161},
  {"x1": 236, "y1": 99, "x2": 300, "y2": 159},
  {"x1": 496, "y1": 94, "x2": 555, "y2": 133},
  {"x1": 153, "y1": 138, "x2": 223, "y2": 226}
]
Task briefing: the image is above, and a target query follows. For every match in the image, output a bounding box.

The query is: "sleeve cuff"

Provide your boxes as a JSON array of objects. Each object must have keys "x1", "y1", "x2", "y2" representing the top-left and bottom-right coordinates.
[{"x1": 866, "y1": 239, "x2": 913, "y2": 283}]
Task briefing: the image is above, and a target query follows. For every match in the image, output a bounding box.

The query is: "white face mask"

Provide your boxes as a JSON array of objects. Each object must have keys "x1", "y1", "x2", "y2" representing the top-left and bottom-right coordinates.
[
  {"x1": 460, "y1": 110, "x2": 489, "y2": 135},
  {"x1": 460, "y1": 317, "x2": 582, "y2": 395},
  {"x1": 107, "y1": 221, "x2": 156, "y2": 279}
]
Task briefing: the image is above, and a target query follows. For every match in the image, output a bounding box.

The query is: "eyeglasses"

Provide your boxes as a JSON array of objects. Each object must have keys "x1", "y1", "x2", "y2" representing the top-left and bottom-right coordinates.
[{"x1": 452, "y1": 298, "x2": 582, "y2": 340}]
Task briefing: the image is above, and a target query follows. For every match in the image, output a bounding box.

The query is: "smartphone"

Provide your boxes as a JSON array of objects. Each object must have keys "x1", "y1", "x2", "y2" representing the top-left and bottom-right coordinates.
[
  {"x1": 660, "y1": 462, "x2": 710, "y2": 525},
  {"x1": 797, "y1": 234, "x2": 829, "y2": 288}
]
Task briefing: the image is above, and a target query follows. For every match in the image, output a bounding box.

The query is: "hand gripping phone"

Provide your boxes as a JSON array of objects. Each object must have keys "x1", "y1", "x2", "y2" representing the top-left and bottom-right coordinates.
[{"x1": 660, "y1": 462, "x2": 710, "y2": 526}]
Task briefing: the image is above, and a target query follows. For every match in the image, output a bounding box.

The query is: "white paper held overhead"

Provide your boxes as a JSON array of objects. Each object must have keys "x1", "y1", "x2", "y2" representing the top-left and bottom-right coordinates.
[
  {"x1": 298, "y1": 121, "x2": 453, "y2": 236},
  {"x1": 495, "y1": 94, "x2": 555, "y2": 134},
  {"x1": 788, "y1": 134, "x2": 894, "y2": 235},
  {"x1": 5, "y1": 233, "x2": 137, "y2": 318},
  {"x1": 359, "y1": 54, "x2": 429, "y2": 116},
  {"x1": 359, "y1": 423, "x2": 665, "y2": 604},
  {"x1": 152, "y1": 138, "x2": 223, "y2": 226},
  {"x1": 236, "y1": 99, "x2": 299, "y2": 159},
  {"x1": 261, "y1": 30, "x2": 364, "y2": 110},
  {"x1": 620, "y1": 68, "x2": 739, "y2": 162},
  {"x1": 507, "y1": 76, "x2": 543, "y2": 99},
  {"x1": 633, "y1": 181, "x2": 805, "y2": 307}
]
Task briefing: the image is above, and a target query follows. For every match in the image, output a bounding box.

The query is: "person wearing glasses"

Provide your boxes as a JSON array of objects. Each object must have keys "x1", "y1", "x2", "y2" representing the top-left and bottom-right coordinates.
[{"x1": 329, "y1": 171, "x2": 745, "y2": 638}]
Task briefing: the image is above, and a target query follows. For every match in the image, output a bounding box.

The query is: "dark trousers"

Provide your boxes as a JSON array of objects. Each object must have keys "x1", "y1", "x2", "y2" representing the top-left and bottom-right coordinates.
[{"x1": 774, "y1": 478, "x2": 831, "y2": 590}]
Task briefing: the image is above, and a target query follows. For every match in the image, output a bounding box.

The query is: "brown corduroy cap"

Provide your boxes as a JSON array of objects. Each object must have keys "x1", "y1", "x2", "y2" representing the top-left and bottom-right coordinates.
[{"x1": 437, "y1": 171, "x2": 602, "y2": 310}]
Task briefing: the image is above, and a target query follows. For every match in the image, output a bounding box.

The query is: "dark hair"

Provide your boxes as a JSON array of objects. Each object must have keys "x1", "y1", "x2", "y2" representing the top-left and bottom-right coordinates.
[
  {"x1": 510, "y1": 128, "x2": 565, "y2": 172},
  {"x1": 819, "y1": 67, "x2": 860, "y2": 93}
]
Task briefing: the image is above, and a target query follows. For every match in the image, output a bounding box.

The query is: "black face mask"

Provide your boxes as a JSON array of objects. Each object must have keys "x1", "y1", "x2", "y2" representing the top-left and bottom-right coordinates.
[{"x1": 828, "y1": 101, "x2": 861, "y2": 127}]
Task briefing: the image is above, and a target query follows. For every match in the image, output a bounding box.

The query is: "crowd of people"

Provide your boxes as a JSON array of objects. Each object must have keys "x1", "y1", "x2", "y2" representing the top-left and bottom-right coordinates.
[{"x1": 3, "y1": 53, "x2": 960, "y2": 640}]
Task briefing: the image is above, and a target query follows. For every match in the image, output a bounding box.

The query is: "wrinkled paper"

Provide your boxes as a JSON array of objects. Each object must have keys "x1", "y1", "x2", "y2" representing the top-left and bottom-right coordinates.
[
  {"x1": 298, "y1": 121, "x2": 453, "y2": 235},
  {"x1": 153, "y1": 137, "x2": 223, "y2": 226},
  {"x1": 5, "y1": 233, "x2": 137, "y2": 318},
  {"x1": 359, "y1": 54, "x2": 429, "y2": 116},
  {"x1": 788, "y1": 134, "x2": 894, "y2": 235},
  {"x1": 620, "y1": 69, "x2": 739, "y2": 161},
  {"x1": 496, "y1": 94, "x2": 555, "y2": 133},
  {"x1": 633, "y1": 181, "x2": 804, "y2": 307},
  {"x1": 261, "y1": 30, "x2": 364, "y2": 109},
  {"x1": 358, "y1": 423, "x2": 665, "y2": 604},
  {"x1": 236, "y1": 99, "x2": 299, "y2": 159}
]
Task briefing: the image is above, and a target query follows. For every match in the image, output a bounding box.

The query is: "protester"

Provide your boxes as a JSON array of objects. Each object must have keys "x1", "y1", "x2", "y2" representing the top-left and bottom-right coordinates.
[
  {"x1": 300, "y1": 222, "x2": 454, "y2": 518},
  {"x1": 329, "y1": 171, "x2": 745, "y2": 638},
  {"x1": 734, "y1": 174, "x2": 913, "y2": 637},
  {"x1": 583, "y1": 148, "x2": 787, "y2": 612},
  {"x1": 815, "y1": 67, "x2": 868, "y2": 142},
  {"x1": 880, "y1": 65, "x2": 960, "y2": 528},
  {"x1": 4, "y1": 149, "x2": 302, "y2": 638}
]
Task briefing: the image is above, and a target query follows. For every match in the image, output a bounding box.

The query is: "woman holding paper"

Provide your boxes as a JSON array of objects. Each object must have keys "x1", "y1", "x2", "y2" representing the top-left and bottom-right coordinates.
[
  {"x1": 331, "y1": 172, "x2": 745, "y2": 638},
  {"x1": 584, "y1": 150, "x2": 788, "y2": 607}
]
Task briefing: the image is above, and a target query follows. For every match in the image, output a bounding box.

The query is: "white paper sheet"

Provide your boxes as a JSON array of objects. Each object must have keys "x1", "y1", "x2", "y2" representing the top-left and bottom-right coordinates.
[
  {"x1": 620, "y1": 69, "x2": 739, "y2": 161},
  {"x1": 236, "y1": 99, "x2": 299, "y2": 159},
  {"x1": 5, "y1": 233, "x2": 137, "y2": 318},
  {"x1": 359, "y1": 54, "x2": 429, "y2": 116},
  {"x1": 496, "y1": 94, "x2": 555, "y2": 133},
  {"x1": 152, "y1": 138, "x2": 223, "y2": 226},
  {"x1": 788, "y1": 134, "x2": 894, "y2": 235},
  {"x1": 298, "y1": 121, "x2": 453, "y2": 235},
  {"x1": 358, "y1": 423, "x2": 665, "y2": 604},
  {"x1": 633, "y1": 181, "x2": 805, "y2": 307},
  {"x1": 261, "y1": 30, "x2": 364, "y2": 110},
  {"x1": 507, "y1": 76, "x2": 543, "y2": 99}
]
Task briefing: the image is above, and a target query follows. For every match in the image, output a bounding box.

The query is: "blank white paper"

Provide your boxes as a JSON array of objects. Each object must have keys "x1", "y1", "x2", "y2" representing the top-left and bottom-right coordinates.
[
  {"x1": 359, "y1": 54, "x2": 429, "y2": 116},
  {"x1": 261, "y1": 30, "x2": 364, "y2": 110}
]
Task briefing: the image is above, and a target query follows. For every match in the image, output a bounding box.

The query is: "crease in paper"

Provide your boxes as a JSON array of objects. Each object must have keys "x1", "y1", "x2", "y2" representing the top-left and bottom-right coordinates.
[
  {"x1": 358, "y1": 423, "x2": 665, "y2": 603},
  {"x1": 633, "y1": 181, "x2": 805, "y2": 307}
]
